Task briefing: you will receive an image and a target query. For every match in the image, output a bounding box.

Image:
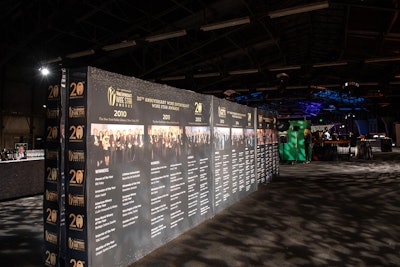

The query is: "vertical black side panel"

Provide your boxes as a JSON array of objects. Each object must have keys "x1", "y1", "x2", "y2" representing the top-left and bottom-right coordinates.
[{"x1": 65, "y1": 68, "x2": 89, "y2": 267}]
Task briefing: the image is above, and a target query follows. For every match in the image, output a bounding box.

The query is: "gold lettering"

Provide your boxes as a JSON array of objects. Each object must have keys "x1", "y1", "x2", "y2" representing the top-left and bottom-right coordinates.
[{"x1": 45, "y1": 230, "x2": 58, "y2": 245}]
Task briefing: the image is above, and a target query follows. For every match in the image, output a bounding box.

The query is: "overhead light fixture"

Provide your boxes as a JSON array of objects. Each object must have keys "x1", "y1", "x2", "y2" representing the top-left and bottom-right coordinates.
[
  {"x1": 65, "y1": 49, "x2": 95, "y2": 59},
  {"x1": 313, "y1": 61, "x2": 348, "y2": 68},
  {"x1": 256, "y1": 87, "x2": 277, "y2": 91},
  {"x1": 43, "y1": 56, "x2": 62, "y2": 64},
  {"x1": 200, "y1": 17, "x2": 251, "y2": 31},
  {"x1": 145, "y1": 30, "x2": 187, "y2": 42},
  {"x1": 359, "y1": 82, "x2": 379, "y2": 86},
  {"x1": 389, "y1": 81, "x2": 400, "y2": 85},
  {"x1": 268, "y1": 1, "x2": 329, "y2": 18},
  {"x1": 228, "y1": 69, "x2": 258, "y2": 75},
  {"x1": 310, "y1": 85, "x2": 327, "y2": 90},
  {"x1": 160, "y1": 75, "x2": 186, "y2": 81},
  {"x1": 269, "y1": 65, "x2": 301, "y2": 71},
  {"x1": 39, "y1": 67, "x2": 50, "y2": 76},
  {"x1": 193, "y1": 72, "x2": 220, "y2": 78},
  {"x1": 235, "y1": 89, "x2": 250, "y2": 92},
  {"x1": 365, "y1": 56, "x2": 400, "y2": 63},
  {"x1": 102, "y1": 40, "x2": 136, "y2": 51},
  {"x1": 320, "y1": 84, "x2": 341, "y2": 88},
  {"x1": 203, "y1": 90, "x2": 223, "y2": 94},
  {"x1": 286, "y1": 85, "x2": 309, "y2": 90},
  {"x1": 224, "y1": 89, "x2": 237, "y2": 96}
]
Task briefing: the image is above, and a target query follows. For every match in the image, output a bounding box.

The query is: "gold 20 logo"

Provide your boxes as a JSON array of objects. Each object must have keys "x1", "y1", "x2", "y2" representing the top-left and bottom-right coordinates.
[
  {"x1": 46, "y1": 126, "x2": 58, "y2": 140},
  {"x1": 48, "y1": 85, "x2": 59, "y2": 99},
  {"x1": 46, "y1": 167, "x2": 58, "y2": 181},
  {"x1": 70, "y1": 259, "x2": 85, "y2": 267},
  {"x1": 69, "y1": 125, "x2": 84, "y2": 140},
  {"x1": 69, "y1": 169, "x2": 84, "y2": 185},
  {"x1": 195, "y1": 102, "x2": 202, "y2": 115},
  {"x1": 70, "y1": 82, "x2": 84, "y2": 97},
  {"x1": 46, "y1": 208, "x2": 57, "y2": 223},
  {"x1": 45, "y1": 250, "x2": 57, "y2": 266},
  {"x1": 69, "y1": 213, "x2": 84, "y2": 229}
]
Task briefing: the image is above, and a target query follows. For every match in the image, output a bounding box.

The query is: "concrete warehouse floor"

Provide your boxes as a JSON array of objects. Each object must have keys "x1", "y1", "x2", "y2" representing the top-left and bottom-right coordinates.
[{"x1": 1, "y1": 150, "x2": 399, "y2": 267}]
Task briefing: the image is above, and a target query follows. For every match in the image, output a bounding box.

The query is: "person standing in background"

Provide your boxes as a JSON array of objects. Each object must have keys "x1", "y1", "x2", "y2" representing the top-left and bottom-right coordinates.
[
  {"x1": 16, "y1": 145, "x2": 27, "y2": 160},
  {"x1": 323, "y1": 127, "x2": 331, "y2": 140},
  {"x1": 304, "y1": 128, "x2": 312, "y2": 164}
]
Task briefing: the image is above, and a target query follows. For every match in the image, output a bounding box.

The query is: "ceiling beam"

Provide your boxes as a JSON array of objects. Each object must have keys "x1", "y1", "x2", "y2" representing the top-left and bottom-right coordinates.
[
  {"x1": 268, "y1": 1, "x2": 329, "y2": 18},
  {"x1": 138, "y1": 25, "x2": 248, "y2": 78},
  {"x1": 379, "y1": 4, "x2": 399, "y2": 53},
  {"x1": 332, "y1": 1, "x2": 400, "y2": 13},
  {"x1": 340, "y1": 5, "x2": 350, "y2": 60},
  {"x1": 0, "y1": 0, "x2": 82, "y2": 67}
]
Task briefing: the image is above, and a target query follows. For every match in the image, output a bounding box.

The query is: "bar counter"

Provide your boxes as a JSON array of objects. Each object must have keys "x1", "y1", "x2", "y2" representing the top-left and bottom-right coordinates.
[
  {"x1": 312, "y1": 140, "x2": 351, "y2": 161},
  {"x1": 0, "y1": 158, "x2": 44, "y2": 201}
]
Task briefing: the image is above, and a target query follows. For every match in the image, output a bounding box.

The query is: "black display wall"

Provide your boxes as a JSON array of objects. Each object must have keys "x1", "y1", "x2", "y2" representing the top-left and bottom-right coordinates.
[
  {"x1": 44, "y1": 67, "x2": 278, "y2": 267},
  {"x1": 43, "y1": 71, "x2": 67, "y2": 267},
  {"x1": 212, "y1": 97, "x2": 257, "y2": 214},
  {"x1": 256, "y1": 109, "x2": 279, "y2": 184},
  {"x1": 84, "y1": 67, "x2": 214, "y2": 266}
]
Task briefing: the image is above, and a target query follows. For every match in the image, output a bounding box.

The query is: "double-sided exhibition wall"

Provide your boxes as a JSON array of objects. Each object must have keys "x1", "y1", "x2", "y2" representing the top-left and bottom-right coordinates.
[
  {"x1": 44, "y1": 67, "x2": 270, "y2": 267},
  {"x1": 83, "y1": 67, "x2": 214, "y2": 266},
  {"x1": 212, "y1": 98, "x2": 257, "y2": 214}
]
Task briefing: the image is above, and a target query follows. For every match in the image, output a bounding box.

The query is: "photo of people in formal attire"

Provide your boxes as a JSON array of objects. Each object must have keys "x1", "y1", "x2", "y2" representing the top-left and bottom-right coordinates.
[
  {"x1": 256, "y1": 129, "x2": 265, "y2": 145},
  {"x1": 265, "y1": 129, "x2": 274, "y2": 145},
  {"x1": 244, "y1": 129, "x2": 255, "y2": 150},
  {"x1": 231, "y1": 128, "x2": 245, "y2": 149},
  {"x1": 90, "y1": 123, "x2": 144, "y2": 168},
  {"x1": 147, "y1": 125, "x2": 183, "y2": 163},
  {"x1": 185, "y1": 126, "x2": 210, "y2": 156},
  {"x1": 213, "y1": 127, "x2": 230, "y2": 151}
]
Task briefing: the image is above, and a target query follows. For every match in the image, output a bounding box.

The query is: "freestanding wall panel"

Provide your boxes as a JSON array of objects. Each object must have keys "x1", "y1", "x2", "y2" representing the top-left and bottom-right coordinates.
[
  {"x1": 256, "y1": 109, "x2": 278, "y2": 184},
  {"x1": 211, "y1": 97, "x2": 257, "y2": 214},
  {"x1": 43, "y1": 71, "x2": 67, "y2": 267},
  {"x1": 44, "y1": 67, "x2": 275, "y2": 267}
]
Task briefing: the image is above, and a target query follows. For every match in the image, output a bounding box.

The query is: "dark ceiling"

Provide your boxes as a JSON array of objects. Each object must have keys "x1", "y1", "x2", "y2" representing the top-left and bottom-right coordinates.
[{"x1": 1, "y1": 0, "x2": 400, "y2": 120}]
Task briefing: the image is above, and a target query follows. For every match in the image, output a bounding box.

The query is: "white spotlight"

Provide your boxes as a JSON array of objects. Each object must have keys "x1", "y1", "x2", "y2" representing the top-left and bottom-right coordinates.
[{"x1": 39, "y1": 67, "x2": 50, "y2": 76}]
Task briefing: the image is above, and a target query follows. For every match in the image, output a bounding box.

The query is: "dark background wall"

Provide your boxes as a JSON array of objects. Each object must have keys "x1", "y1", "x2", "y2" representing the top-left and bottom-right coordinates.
[{"x1": 1, "y1": 65, "x2": 48, "y2": 150}]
